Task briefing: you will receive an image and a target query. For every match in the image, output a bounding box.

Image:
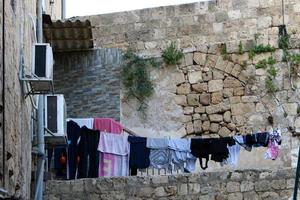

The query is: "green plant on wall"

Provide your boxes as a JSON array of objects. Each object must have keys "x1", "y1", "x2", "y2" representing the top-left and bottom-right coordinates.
[
  {"x1": 162, "y1": 43, "x2": 184, "y2": 65},
  {"x1": 238, "y1": 41, "x2": 244, "y2": 54},
  {"x1": 265, "y1": 77, "x2": 277, "y2": 93},
  {"x1": 121, "y1": 49, "x2": 160, "y2": 115},
  {"x1": 256, "y1": 57, "x2": 276, "y2": 69},
  {"x1": 248, "y1": 32, "x2": 276, "y2": 59},
  {"x1": 249, "y1": 44, "x2": 276, "y2": 59},
  {"x1": 265, "y1": 63, "x2": 278, "y2": 93},
  {"x1": 278, "y1": 25, "x2": 290, "y2": 50},
  {"x1": 220, "y1": 43, "x2": 231, "y2": 60}
]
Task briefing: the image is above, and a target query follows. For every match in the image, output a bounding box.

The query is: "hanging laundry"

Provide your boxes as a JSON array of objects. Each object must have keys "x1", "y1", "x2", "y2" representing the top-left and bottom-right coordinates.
[
  {"x1": 243, "y1": 132, "x2": 269, "y2": 150},
  {"x1": 93, "y1": 118, "x2": 124, "y2": 177},
  {"x1": 233, "y1": 135, "x2": 251, "y2": 151},
  {"x1": 66, "y1": 120, "x2": 81, "y2": 179},
  {"x1": 128, "y1": 136, "x2": 150, "y2": 175},
  {"x1": 93, "y1": 118, "x2": 123, "y2": 134},
  {"x1": 68, "y1": 118, "x2": 94, "y2": 129},
  {"x1": 265, "y1": 130, "x2": 282, "y2": 160},
  {"x1": 168, "y1": 138, "x2": 197, "y2": 172},
  {"x1": 191, "y1": 137, "x2": 235, "y2": 170},
  {"x1": 221, "y1": 140, "x2": 241, "y2": 168},
  {"x1": 147, "y1": 138, "x2": 172, "y2": 170},
  {"x1": 98, "y1": 132, "x2": 130, "y2": 177},
  {"x1": 77, "y1": 126, "x2": 100, "y2": 178}
]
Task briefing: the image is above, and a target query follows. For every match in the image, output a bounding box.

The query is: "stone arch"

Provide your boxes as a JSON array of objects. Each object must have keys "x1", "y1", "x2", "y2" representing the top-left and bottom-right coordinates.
[{"x1": 175, "y1": 52, "x2": 251, "y2": 137}]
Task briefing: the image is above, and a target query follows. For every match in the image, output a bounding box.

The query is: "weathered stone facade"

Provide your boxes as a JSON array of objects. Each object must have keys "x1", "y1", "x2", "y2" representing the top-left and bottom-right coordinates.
[
  {"x1": 0, "y1": 0, "x2": 61, "y2": 198},
  {"x1": 54, "y1": 48, "x2": 122, "y2": 121},
  {"x1": 45, "y1": 168, "x2": 297, "y2": 200},
  {"x1": 70, "y1": 0, "x2": 300, "y2": 170}
]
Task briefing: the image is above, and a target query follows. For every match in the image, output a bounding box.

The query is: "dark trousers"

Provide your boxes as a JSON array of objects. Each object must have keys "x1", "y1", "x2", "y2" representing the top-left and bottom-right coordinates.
[
  {"x1": 78, "y1": 127, "x2": 100, "y2": 178},
  {"x1": 67, "y1": 121, "x2": 81, "y2": 179},
  {"x1": 68, "y1": 140, "x2": 79, "y2": 179}
]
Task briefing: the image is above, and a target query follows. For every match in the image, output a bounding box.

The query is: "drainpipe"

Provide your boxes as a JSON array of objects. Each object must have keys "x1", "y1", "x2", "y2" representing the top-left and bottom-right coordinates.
[
  {"x1": 34, "y1": 96, "x2": 44, "y2": 200},
  {"x1": 61, "y1": 0, "x2": 66, "y2": 19},
  {"x1": 2, "y1": 0, "x2": 5, "y2": 190},
  {"x1": 37, "y1": 0, "x2": 43, "y2": 43},
  {"x1": 34, "y1": 0, "x2": 44, "y2": 200}
]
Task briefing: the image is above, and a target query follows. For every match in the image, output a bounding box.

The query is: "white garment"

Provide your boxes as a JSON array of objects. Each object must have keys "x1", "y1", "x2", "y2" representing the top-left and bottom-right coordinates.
[
  {"x1": 98, "y1": 133, "x2": 130, "y2": 156},
  {"x1": 67, "y1": 118, "x2": 94, "y2": 129},
  {"x1": 168, "y1": 138, "x2": 196, "y2": 172},
  {"x1": 221, "y1": 143, "x2": 241, "y2": 167}
]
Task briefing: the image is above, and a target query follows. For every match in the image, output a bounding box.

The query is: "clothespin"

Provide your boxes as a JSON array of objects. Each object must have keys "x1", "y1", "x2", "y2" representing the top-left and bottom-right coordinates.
[{"x1": 104, "y1": 129, "x2": 107, "y2": 134}]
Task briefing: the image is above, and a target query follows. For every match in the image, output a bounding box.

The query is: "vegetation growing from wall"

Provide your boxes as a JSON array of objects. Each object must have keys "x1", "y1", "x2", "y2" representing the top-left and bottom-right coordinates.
[
  {"x1": 238, "y1": 41, "x2": 244, "y2": 54},
  {"x1": 255, "y1": 56, "x2": 278, "y2": 93},
  {"x1": 121, "y1": 49, "x2": 160, "y2": 115},
  {"x1": 162, "y1": 43, "x2": 184, "y2": 65},
  {"x1": 220, "y1": 43, "x2": 230, "y2": 60},
  {"x1": 249, "y1": 44, "x2": 276, "y2": 59},
  {"x1": 256, "y1": 57, "x2": 276, "y2": 69}
]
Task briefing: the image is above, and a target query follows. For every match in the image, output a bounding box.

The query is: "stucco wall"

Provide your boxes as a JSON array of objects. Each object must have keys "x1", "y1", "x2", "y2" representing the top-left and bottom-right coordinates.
[
  {"x1": 45, "y1": 168, "x2": 297, "y2": 200},
  {"x1": 53, "y1": 49, "x2": 122, "y2": 121},
  {"x1": 72, "y1": 0, "x2": 300, "y2": 171}
]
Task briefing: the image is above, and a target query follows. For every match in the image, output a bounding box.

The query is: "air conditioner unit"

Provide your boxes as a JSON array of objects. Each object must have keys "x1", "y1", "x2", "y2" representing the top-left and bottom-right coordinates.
[
  {"x1": 27, "y1": 43, "x2": 54, "y2": 95},
  {"x1": 44, "y1": 94, "x2": 67, "y2": 145},
  {"x1": 33, "y1": 43, "x2": 53, "y2": 79}
]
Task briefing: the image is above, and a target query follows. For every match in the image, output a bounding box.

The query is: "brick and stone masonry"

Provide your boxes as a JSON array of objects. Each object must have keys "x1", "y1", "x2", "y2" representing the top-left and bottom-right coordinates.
[
  {"x1": 54, "y1": 48, "x2": 122, "y2": 121},
  {"x1": 45, "y1": 168, "x2": 297, "y2": 200}
]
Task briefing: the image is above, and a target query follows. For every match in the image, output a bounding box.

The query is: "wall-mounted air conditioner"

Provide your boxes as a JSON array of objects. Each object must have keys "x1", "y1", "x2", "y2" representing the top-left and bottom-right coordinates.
[
  {"x1": 44, "y1": 94, "x2": 67, "y2": 145},
  {"x1": 33, "y1": 43, "x2": 53, "y2": 79},
  {"x1": 24, "y1": 43, "x2": 54, "y2": 95}
]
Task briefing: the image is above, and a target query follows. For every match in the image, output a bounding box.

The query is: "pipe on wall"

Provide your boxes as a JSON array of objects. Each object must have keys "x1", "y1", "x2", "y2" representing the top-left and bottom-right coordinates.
[
  {"x1": 2, "y1": 0, "x2": 5, "y2": 189},
  {"x1": 34, "y1": 0, "x2": 45, "y2": 199},
  {"x1": 61, "y1": 0, "x2": 66, "y2": 19}
]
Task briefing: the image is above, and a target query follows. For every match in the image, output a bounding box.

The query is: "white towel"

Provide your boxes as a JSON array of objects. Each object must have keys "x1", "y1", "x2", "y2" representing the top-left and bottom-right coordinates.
[{"x1": 67, "y1": 118, "x2": 94, "y2": 129}]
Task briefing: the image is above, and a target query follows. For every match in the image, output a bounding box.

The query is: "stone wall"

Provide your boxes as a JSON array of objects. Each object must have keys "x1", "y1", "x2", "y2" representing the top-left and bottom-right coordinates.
[
  {"x1": 78, "y1": 0, "x2": 300, "y2": 55},
  {"x1": 72, "y1": 0, "x2": 300, "y2": 170},
  {"x1": 0, "y1": 0, "x2": 61, "y2": 199},
  {"x1": 45, "y1": 168, "x2": 296, "y2": 200},
  {"x1": 2, "y1": 1, "x2": 36, "y2": 198},
  {"x1": 53, "y1": 49, "x2": 122, "y2": 121}
]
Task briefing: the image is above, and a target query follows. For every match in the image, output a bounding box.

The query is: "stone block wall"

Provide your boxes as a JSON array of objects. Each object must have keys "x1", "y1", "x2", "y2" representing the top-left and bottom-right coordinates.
[
  {"x1": 0, "y1": 0, "x2": 61, "y2": 199},
  {"x1": 2, "y1": 1, "x2": 36, "y2": 198},
  {"x1": 53, "y1": 49, "x2": 122, "y2": 121},
  {"x1": 78, "y1": 0, "x2": 300, "y2": 56},
  {"x1": 45, "y1": 168, "x2": 296, "y2": 200},
  {"x1": 70, "y1": 0, "x2": 300, "y2": 170}
]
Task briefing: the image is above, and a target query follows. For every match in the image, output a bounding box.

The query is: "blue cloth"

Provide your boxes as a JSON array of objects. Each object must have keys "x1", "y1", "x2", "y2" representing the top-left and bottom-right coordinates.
[{"x1": 128, "y1": 136, "x2": 150, "y2": 169}]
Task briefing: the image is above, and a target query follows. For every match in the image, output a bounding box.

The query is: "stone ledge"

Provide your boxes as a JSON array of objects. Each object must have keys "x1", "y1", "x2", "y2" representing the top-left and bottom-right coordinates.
[{"x1": 45, "y1": 168, "x2": 296, "y2": 200}]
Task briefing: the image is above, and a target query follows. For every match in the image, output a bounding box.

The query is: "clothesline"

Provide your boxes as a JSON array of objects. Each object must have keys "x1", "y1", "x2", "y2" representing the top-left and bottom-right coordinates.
[{"x1": 49, "y1": 118, "x2": 282, "y2": 180}]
